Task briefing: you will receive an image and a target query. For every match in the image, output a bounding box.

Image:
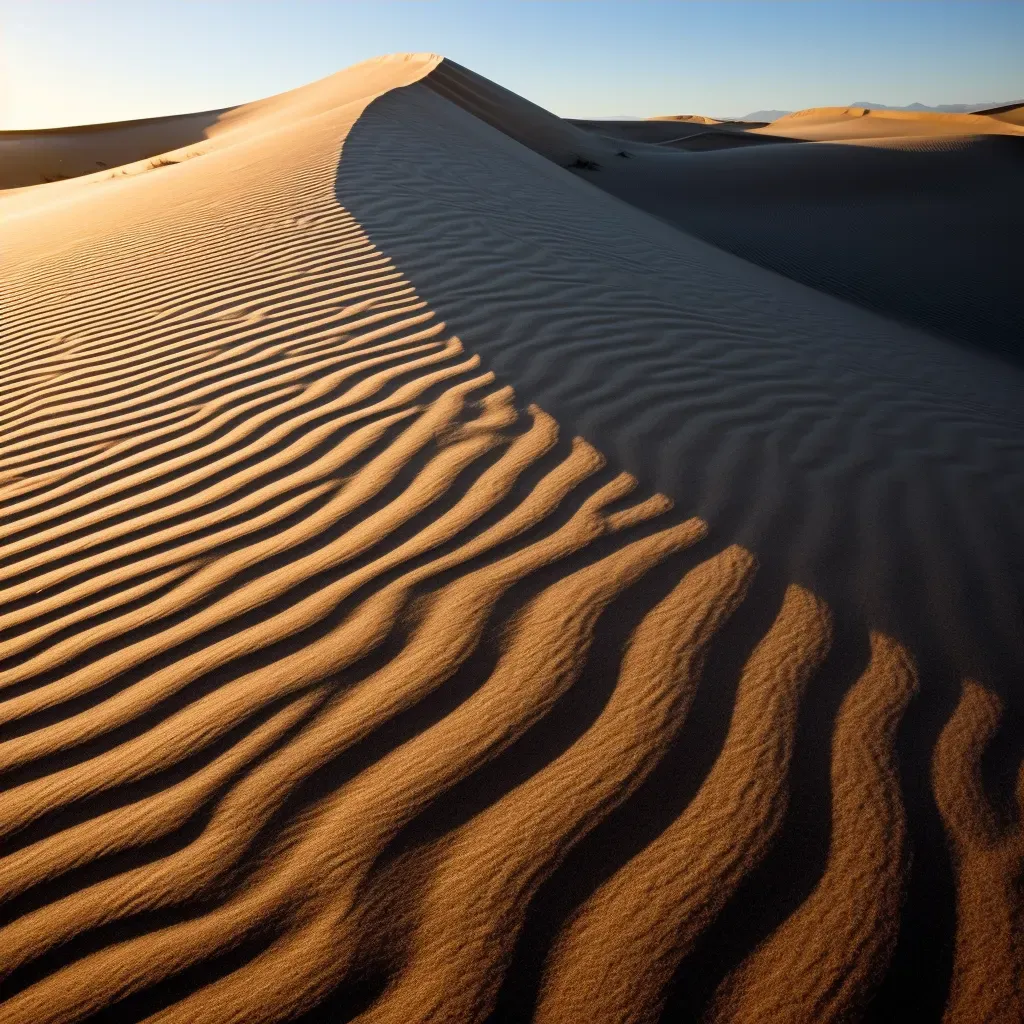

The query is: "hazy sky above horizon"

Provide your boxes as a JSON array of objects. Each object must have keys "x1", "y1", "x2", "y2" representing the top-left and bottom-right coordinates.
[{"x1": 1, "y1": 0, "x2": 1021, "y2": 129}]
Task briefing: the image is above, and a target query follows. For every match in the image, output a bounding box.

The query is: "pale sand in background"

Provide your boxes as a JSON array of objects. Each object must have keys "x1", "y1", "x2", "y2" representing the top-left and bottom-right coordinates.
[
  {"x1": 1, "y1": 54, "x2": 1023, "y2": 1023},
  {"x1": 755, "y1": 104, "x2": 1024, "y2": 141}
]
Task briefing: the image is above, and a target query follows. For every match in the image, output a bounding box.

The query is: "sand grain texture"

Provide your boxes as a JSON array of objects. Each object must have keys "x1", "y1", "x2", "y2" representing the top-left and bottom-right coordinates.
[{"x1": 933, "y1": 681, "x2": 1024, "y2": 1023}]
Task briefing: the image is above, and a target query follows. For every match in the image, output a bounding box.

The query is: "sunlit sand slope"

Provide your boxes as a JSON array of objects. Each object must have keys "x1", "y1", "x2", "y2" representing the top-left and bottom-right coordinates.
[
  {"x1": 2, "y1": 53, "x2": 1024, "y2": 1024},
  {"x1": 756, "y1": 104, "x2": 1024, "y2": 141},
  {"x1": 982, "y1": 102, "x2": 1024, "y2": 127},
  {"x1": 0, "y1": 52, "x2": 443, "y2": 192}
]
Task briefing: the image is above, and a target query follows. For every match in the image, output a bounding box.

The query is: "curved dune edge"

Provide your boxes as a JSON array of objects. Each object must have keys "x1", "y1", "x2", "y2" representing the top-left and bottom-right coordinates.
[{"x1": 1, "y1": 52, "x2": 1022, "y2": 1024}]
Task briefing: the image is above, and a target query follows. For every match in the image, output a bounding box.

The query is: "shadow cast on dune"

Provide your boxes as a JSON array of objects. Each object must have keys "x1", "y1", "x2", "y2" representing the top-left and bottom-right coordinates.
[
  {"x1": 330, "y1": 70, "x2": 1024, "y2": 1021},
  {"x1": 336, "y1": 77, "x2": 1024, "y2": 678},
  {"x1": 583, "y1": 134, "x2": 1024, "y2": 367},
  {"x1": 0, "y1": 53, "x2": 1022, "y2": 1024}
]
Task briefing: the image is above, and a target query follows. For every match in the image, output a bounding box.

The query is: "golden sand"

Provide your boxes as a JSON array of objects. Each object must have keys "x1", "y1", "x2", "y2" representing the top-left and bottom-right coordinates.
[{"x1": 1, "y1": 53, "x2": 1022, "y2": 1023}]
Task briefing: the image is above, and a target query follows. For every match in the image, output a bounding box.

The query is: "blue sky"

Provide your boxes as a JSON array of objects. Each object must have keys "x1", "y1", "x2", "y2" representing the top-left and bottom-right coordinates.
[{"x1": 1, "y1": 1, "x2": 1021, "y2": 129}]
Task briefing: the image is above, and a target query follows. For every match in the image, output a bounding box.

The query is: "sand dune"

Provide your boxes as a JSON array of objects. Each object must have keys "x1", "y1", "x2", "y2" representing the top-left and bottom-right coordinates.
[
  {"x1": 756, "y1": 104, "x2": 1024, "y2": 140},
  {"x1": 578, "y1": 129, "x2": 1024, "y2": 361},
  {"x1": 981, "y1": 102, "x2": 1024, "y2": 127},
  {"x1": 569, "y1": 102, "x2": 1023, "y2": 155},
  {"x1": 648, "y1": 114, "x2": 723, "y2": 124},
  {"x1": 0, "y1": 112, "x2": 226, "y2": 190},
  {"x1": 463, "y1": 98, "x2": 1024, "y2": 357},
  {"x1": 2, "y1": 52, "x2": 1024, "y2": 1023},
  {"x1": 420, "y1": 58, "x2": 614, "y2": 168},
  {"x1": 568, "y1": 118, "x2": 782, "y2": 151}
]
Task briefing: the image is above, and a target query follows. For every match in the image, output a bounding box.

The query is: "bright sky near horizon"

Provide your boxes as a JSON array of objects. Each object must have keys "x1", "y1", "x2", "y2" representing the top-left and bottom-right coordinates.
[{"x1": 1, "y1": 0, "x2": 1021, "y2": 129}]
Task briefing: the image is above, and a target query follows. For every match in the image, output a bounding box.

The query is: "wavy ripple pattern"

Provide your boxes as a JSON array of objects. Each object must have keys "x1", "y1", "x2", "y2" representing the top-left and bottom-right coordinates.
[{"x1": 1, "y1": 54, "x2": 1022, "y2": 1024}]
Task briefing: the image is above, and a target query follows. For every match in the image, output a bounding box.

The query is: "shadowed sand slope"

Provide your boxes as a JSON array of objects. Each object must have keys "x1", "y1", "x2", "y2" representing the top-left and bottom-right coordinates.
[
  {"x1": 581, "y1": 134, "x2": 1024, "y2": 362},
  {"x1": 561, "y1": 104, "x2": 1024, "y2": 360},
  {"x1": 2, "y1": 53, "x2": 1024, "y2": 1024},
  {"x1": 567, "y1": 119, "x2": 789, "y2": 152},
  {"x1": 420, "y1": 58, "x2": 615, "y2": 168}
]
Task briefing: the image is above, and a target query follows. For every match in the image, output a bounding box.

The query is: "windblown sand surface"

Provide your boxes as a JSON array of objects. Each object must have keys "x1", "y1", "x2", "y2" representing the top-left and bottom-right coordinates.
[{"x1": 2, "y1": 53, "x2": 1024, "y2": 1023}]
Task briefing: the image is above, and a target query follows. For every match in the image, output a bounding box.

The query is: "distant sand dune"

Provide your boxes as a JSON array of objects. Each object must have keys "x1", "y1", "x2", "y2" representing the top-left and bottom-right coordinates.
[
  {"x1": 757, "y1": 105, "x2": 1024, "y2": 141},
  {"x1": 0, "y1": 112, "x2": 224, "y2": 189},
  {"x1": 647, "y1": 114, "x2": 723, "y2": 124},
  {"x1": 568, "y1": 117, "x2": 786, "y2": 151},
  {"x1": 582, "y1": 132, "x2": 1024, "y2": 360},
  {"x1": 2, "y1": 53, "x2": 1023, "y2": 1023},
  {"x1": 985, "y1": 103, "x2": 1024, "y2": 127}
]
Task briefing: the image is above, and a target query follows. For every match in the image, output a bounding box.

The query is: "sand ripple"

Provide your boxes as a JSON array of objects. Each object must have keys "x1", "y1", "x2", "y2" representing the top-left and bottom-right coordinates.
[{"x1": 1, "y1": 53, "x2": 1022, "y2": 1023}]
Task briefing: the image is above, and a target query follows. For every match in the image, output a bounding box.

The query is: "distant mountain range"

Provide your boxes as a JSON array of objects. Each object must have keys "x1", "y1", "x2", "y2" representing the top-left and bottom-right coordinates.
[
  {"x1": 849, "y1": 100, "x2": 1020, "y2": 113},
  {"x1": 739, "y1": 100, "x2": 1022, "y2": 122}
]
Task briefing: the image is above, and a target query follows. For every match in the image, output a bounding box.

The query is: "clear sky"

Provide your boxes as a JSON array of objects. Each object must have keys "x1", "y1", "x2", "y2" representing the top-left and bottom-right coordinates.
[{"x1": 1, "y1": 0, "x2": 1021, "y2": 129}]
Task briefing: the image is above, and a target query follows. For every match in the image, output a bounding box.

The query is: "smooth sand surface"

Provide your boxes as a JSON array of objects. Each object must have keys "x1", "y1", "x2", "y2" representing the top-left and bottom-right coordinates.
[
  {"x1": 2, "y1": 53, "x2": 1023, "y2": 1023},
  {"x1": 567, "y1": 117, "x2": 782, "y2": 151},
  {"x1": 755, "y1": 104, "x2": 1024, "y2": 141},
  {"x1": 983, "y1": 102, "x2": 1024, "y2": 127},
  {"x1": 565, "y1": 105, "x2": 1023, "y2": 359},
  {"x1": 581, "y1": 131, "x2": 1024, "y2": 361}
]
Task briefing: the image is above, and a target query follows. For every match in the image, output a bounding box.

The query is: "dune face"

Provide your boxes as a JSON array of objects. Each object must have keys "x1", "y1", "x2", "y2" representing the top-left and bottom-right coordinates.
[
  {"x1": 2, "y1": 52, "x2": 1024, "y2": 1024},
  {"x1": 585, "y1": 133, "x2": 1024, "y2": 361},
  {"x1": 982, "y1": 102, "x2": 1024, "y2": 127},
  {"x1": 563, "y1": 103, "x2": 1024, "y2": 361},
  {"x1": 559, "y1": 102, "x2": 1024, "y2": 363}
]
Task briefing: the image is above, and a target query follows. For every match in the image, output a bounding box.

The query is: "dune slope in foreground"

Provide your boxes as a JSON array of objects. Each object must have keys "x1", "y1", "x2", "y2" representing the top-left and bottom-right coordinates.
[{"x1": 2, "y1": 54, "x2": 1024, "y2": 1023}]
